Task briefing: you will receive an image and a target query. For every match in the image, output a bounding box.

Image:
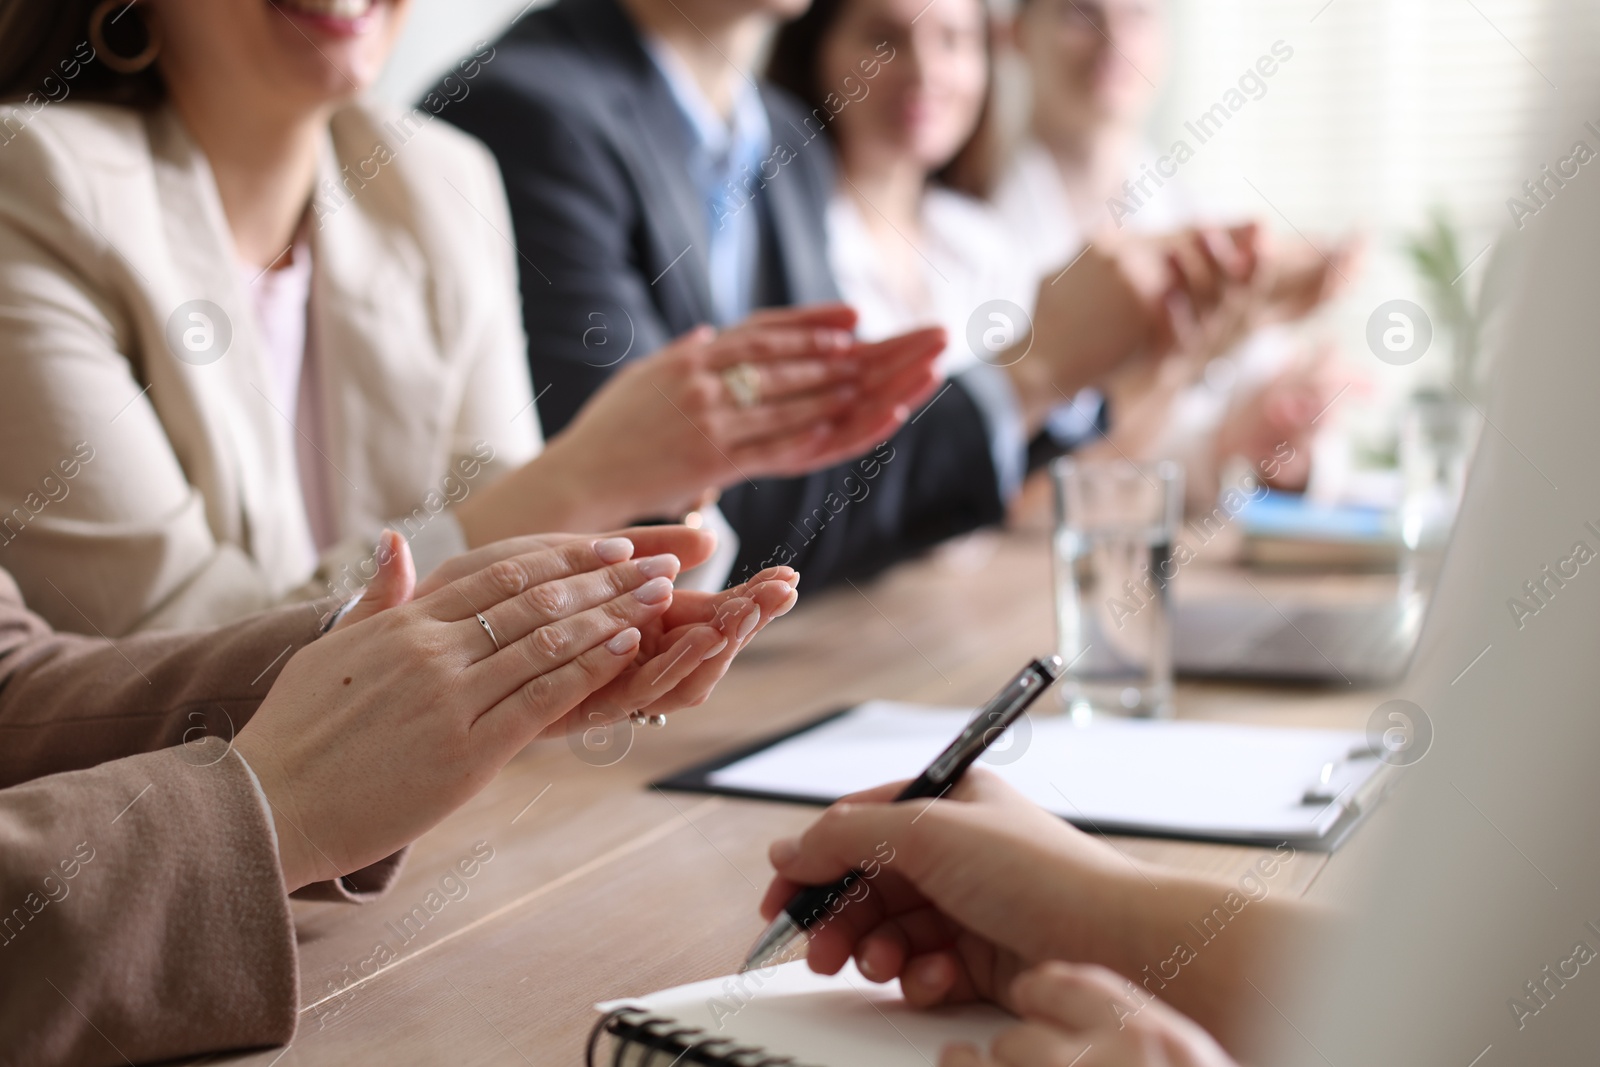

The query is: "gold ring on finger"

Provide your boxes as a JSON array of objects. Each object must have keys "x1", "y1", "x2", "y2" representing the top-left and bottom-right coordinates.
[{"x1": 721, "y1": 362, "x2": 761, "y2": 409}]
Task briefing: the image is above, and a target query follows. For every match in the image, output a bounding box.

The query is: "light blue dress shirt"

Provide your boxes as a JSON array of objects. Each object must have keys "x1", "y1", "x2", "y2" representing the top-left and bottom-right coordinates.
[{"x1": 643, "y1": 38, "x2": 770, "y2": 328}]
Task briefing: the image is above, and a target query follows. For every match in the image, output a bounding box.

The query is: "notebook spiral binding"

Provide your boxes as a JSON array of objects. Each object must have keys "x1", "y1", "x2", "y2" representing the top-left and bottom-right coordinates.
[{"x1": 587, "y1": 1006, "x2": 820, "y2": 1067}]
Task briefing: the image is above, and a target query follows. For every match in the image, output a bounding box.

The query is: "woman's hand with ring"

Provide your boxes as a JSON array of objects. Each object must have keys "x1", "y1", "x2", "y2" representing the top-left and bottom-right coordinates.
[
  {"x1": 232, "y1": 530, "x2": 694, "y2": 892},
  {"x1": 488, "y1": 303, "x2": 947, "y2": 534},
  {"x1": 418, "y1": 526, "x2": 800, "y2": 736}
]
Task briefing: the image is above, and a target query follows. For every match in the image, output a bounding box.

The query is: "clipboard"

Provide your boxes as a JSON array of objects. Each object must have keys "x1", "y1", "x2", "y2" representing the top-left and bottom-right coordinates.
[{"x1": 656, "y1": 701, "x2": 1395, "y2": 851}]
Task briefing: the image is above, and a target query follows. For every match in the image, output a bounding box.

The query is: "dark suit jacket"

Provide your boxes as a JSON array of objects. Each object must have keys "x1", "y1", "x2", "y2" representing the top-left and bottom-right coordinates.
[{"x1": 440, "y1": 0, "x2": 1009, "y2": 587}]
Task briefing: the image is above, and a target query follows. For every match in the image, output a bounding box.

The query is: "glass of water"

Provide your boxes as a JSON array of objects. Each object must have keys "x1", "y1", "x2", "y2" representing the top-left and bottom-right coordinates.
[{"x1": 1051, "y1": 457, "x2": 1184, "y2": 719}]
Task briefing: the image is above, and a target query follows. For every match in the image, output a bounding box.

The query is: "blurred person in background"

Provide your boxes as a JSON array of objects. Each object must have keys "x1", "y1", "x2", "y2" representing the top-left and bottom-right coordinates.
[
  {"x1": 996, "y1": 0, "x2": 1360, "y2": 509},
  {"x1": 0, "y1": 0, "x2": 936, "y2": 637},
  {"x1": 767, "y1": 0, "x2": 1269, "y2": 481}
]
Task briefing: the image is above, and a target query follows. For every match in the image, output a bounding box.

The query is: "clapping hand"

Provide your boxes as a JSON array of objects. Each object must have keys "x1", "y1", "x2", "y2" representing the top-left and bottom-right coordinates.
[
  {"x1": 482, "y1": 305, "x2": 945, "y2": 534},
  {"x1": 1013, "y1": 226, "x2": 1262, "y2": 433},
  {"x1": 418, "y1": 524, "x2": 798, "y2": 727},
  {"x1": 238, "y1": 528, "x2": 797, "y2": 892}
]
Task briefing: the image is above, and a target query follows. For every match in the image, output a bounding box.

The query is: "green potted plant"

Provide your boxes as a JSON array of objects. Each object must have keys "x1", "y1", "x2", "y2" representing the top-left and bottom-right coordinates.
[
  {"x1": 1403, "y1": 209, "x2": 1485, "y2": 401},
  {"x1": 1396, "y1": 209, "x2": 1488, "y2": 572}
]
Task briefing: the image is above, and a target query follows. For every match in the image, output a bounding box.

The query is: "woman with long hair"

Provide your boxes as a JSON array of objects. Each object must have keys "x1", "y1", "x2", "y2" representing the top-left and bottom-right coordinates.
[
  {"x1": 770, "y1": 0, "x2": 1024, "y2": 375},
  {"x1": 768, "y1": 0, "x2": 1346, "y2": 507}
]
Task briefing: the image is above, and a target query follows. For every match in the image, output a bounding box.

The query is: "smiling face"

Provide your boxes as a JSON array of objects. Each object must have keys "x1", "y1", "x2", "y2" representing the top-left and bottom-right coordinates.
[
  {"x1": 817, "y1": 0, "x2": 990, "y2": 178},
  {"x1": 1017, "y1": 0, "x2": 1167, "y2": 141},
  {"x1": 150, "y1": 0, "x2": 411, "y2": 121}
]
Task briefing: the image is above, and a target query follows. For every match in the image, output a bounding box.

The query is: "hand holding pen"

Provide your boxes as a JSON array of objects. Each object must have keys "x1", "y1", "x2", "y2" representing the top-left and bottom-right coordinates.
[
  {"x1": 742, "y1": 657, "x2": 1063, "y2": 972},
  {"x1": 753, "y1": 771, "x2": 1103, "y2": 1011}
]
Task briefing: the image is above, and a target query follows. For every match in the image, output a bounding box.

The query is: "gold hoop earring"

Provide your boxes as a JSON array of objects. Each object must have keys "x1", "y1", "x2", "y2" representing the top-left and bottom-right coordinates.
[{"x1": 88, "y1": 0, "x2": 163, "y2": 75}]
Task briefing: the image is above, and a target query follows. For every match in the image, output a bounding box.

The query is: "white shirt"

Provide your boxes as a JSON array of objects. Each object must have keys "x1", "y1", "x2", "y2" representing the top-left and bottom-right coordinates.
[
  {"x1": 828, "y1": 183, "x2": 1108, "y2": 477},
  {"x1": 992, "y1": 139, "x2": 1196, "y2": 280},
  {"x1": 827, "y1": 187, "x2": 1037, "y2": 377},
  {"x1": 823, "y1": 185, "x2": 1033, "y2": 499}
]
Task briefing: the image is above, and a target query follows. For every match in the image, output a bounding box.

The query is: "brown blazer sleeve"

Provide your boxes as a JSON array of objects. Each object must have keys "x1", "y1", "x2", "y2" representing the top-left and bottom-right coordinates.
[
  {"x1": 0, "y1": 568, "x2": 405, "y2": 901},
  {"x1": 0, "y1": 567, "x2": 332, "y2": 789},
  {"x1": 0, "y1": 739, "x2": 297, "y2": 1067}
]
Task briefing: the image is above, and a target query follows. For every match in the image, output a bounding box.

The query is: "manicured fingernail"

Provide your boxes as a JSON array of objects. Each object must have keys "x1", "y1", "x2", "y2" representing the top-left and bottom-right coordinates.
[
  {"x1": 595, "y1": 537, "x2": 634, "y2": 563},
  {"x1": 700, "y1": 636, "x2": 729, "y2": 660},
  {"x1": 606, "y1": 627, "x2": 640, "y2": 654},
  {"x1": 769, "y1": 837, "x2": 799, "y2": 866},
  {"x1": 636, "y1": 554, "x2": 680, "y2": 580},
  {"x1": 736, "y1": 611, "x2": 759, "y2": 643},
  {"x1": 634, "y1": 576, "x2": 673, "y2": 604},
  {"x1": 715, "y1": 598, "x2": 752, "y2": 628}
]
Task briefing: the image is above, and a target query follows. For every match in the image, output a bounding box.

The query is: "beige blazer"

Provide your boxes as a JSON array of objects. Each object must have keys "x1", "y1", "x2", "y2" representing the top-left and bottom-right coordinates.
[{"x1": 0, "y1": 100, "x2": 541, "y2": 636}]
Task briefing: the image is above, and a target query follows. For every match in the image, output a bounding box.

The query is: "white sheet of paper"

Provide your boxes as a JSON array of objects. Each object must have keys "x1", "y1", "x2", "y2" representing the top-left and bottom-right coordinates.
[
  {"x1": 597, "y1": 960, "x2": 1015, "y2": 1067},
  {"x1": 706, "y1": 702, "x2": 1375, "y2": 841}
]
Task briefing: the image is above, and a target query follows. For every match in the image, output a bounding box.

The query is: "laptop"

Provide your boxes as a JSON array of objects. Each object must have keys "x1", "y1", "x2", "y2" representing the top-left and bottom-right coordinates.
[{"x1": 1173, "y1": 594, "x2": 1422, "y2": 684}]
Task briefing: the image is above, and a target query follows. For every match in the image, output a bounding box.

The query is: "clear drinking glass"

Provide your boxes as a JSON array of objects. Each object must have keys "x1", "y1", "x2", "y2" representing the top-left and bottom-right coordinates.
[{"x1": 1051, "y1": 457, "x2": 1184, "y2": 720}]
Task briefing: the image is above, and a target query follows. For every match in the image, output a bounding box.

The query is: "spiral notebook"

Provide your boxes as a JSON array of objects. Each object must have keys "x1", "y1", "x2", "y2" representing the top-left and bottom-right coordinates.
[
  {"x1": 588, "y1": 960, "x2": 1014, "y2": 1066},
  {"x1": 657, "y1": 701, "x2": 1392, "y2": 850}
]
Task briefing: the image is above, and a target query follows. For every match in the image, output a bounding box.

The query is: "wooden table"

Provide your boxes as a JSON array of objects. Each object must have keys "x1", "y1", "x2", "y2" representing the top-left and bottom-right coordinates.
[{"x1": 201, "y1": 528, "x2": 1387, "y2": 1066}]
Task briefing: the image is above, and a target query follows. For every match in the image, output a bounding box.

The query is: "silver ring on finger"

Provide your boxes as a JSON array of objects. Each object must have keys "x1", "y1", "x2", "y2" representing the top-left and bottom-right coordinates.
[
  {"x1": 721, "y1": 362, "x2": 761, "y2": 409},
  {"x1": 475, "y1": 612, "x2": 501, "y2": 653},
  {"x1": 628, "y1": 711, "x2": 668, "y2": 728}
]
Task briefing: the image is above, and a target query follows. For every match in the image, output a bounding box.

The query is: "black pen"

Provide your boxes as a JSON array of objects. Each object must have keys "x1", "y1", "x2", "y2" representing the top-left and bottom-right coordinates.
[{"x1": 739, "y1": 655, "x2": 1064, "y2": 973}]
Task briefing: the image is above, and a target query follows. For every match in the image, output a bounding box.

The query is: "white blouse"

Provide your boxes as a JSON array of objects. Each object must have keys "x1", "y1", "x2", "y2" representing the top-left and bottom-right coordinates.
[
  {"x1": 827, "y1": 187, "x2": 1038, "y2": 376},
  {"x1": 991, "y1": 139, "x2": 1196, "y2": 281}
]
